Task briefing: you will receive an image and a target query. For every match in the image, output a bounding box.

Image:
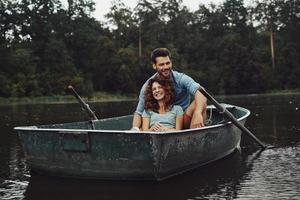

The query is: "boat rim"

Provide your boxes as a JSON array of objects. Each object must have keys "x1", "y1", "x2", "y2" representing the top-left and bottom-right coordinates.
[{"x1": 14, "y1": 104, "x2": 250, "y2": 135}]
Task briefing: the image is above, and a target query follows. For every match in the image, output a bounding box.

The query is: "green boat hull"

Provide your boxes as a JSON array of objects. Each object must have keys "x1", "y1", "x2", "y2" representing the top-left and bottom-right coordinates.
[{"x1": 14, "y1": 104, "x2": 250, "y2": 181}]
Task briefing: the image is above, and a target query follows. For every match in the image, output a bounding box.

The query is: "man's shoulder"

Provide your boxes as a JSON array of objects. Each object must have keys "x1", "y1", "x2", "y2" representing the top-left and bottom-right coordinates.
[
  {"x1": 172, "y1": 70, "x2": 184, "y2": 77},
  {"x1": 171, "y1": 70, "x2": 194, "y2": 84},
  {"x1": 145, "y1": 73, "x2": 157, "y2": 83},
  {"x1": 141, "y1": 73, "x2": 157, "y2": 90},
  {"x1": 172, "y1": 70, "x2": 191, "y2": 79}
]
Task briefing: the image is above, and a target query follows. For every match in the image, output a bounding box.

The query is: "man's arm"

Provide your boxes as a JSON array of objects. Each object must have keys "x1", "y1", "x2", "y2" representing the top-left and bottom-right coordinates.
[
  {"x1": 178, "y1": 72, "x2": 207, "y2": 128},
  {"x1": 190, "y1": 90, "x2": 207, "y2": 128}
]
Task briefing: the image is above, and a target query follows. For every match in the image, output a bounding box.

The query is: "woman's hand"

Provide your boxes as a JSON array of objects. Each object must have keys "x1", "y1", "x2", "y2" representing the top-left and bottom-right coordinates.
[{"x1": 150, "y1": 123, "x2": 168, "y2": 132}]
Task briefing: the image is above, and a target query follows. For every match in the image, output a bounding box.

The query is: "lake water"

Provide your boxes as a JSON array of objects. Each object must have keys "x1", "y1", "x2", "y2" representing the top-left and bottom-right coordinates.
[{"x1": 0, "y1": 94, "x2": 299, "y2": 200}]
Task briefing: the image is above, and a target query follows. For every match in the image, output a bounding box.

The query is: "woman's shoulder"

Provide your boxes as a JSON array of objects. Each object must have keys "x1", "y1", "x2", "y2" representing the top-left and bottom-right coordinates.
[
  {"x1": 142, "y1": 109, "x2": 154, "y2": 117},
  {"x1": 172, "y1": 105, "x2": 182, "y2": 109},
  {"x1": 171, "y1": 105, "x2": 184, "y2": 113}
]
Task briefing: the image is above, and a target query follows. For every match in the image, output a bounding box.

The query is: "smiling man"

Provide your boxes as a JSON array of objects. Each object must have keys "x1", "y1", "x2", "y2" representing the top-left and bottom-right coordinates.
[{"x1": 132, "y1": 48, "x2": 207, "y2": 130}]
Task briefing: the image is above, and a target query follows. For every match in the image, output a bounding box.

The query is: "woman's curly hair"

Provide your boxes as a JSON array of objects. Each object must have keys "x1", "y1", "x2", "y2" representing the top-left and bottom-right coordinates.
[{"x1": 144, "y1": 76, "x2": 175, "y2": 112}]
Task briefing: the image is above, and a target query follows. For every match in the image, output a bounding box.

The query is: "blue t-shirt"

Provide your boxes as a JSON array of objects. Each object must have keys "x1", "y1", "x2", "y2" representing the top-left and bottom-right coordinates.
[
  {"x1": 135, "y1": 70, "x2": 201, "y2": 115},
  {"x1": 142, "y1": 105, "x2": 184, "y2": 129}
]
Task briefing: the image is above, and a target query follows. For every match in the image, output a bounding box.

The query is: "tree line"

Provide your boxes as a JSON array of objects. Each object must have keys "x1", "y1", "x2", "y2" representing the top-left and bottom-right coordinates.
[{"x1": 0, "y1": 0, "x2": 299, "y2": 97}]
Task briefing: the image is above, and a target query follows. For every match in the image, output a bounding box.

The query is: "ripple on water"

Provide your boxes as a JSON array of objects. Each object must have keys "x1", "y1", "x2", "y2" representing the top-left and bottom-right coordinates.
[
  {"x1": 237, "y1": 146, "x2": 300, "y2": 199},
  {"x1": 0, "y1": 179, "x2": 28, "y2": 200}
]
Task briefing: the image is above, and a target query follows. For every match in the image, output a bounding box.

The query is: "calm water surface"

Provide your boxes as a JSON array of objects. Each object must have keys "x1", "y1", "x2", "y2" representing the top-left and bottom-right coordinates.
[{"x1": 0, "y1": 94, "x2": 299, "y2": 200}]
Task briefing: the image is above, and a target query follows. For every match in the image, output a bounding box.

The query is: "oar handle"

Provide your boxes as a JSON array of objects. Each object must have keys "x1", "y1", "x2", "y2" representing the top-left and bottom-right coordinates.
[
  {"x1": 68, "y1": 85, "x2": 98, "y2": 120},
  {"x1": 199, "y1": 87, "x2": 266, "y2": 149}
]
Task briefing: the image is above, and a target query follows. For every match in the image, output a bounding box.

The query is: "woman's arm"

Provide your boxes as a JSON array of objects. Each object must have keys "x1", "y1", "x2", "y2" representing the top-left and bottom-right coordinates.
[
  {"x1": 142, "y1": 117, "x2": 150, "y2": 131},
  {"x1": 175, "y1": 115, "x2": 183, "y2": 130}
]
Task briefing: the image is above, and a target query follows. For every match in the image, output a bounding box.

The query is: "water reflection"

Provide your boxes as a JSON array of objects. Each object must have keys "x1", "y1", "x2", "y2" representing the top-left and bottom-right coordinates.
[
  {"x1": 231, "y1": 95, "x2": 300, "y2": 148},
  {"x1": 0, "y1": 94, "x2": 300, "y2": 199},
  {"x1": 23, "y1": 148, "x2": 277, "y2": 200},
  {"x1": 0, "y1": 135, "x2": 29, "y2": 200},
  {"x1": 24, "y1": 150, "x2": 249, "y2": 200},
  {"x1": 237, "y1": 146, "x2": 300, "y2": 199}
]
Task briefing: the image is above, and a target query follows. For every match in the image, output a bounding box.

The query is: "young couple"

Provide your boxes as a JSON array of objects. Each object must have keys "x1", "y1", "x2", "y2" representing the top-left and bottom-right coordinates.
[{"x1": 132, "y1": 48, "x2": 207, "y2": 132}]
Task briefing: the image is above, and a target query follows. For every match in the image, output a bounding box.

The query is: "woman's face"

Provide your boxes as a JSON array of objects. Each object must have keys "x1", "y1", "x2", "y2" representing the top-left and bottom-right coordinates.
[{"x1": 152, "y1": 81, "x2": 165, "y2": 101}]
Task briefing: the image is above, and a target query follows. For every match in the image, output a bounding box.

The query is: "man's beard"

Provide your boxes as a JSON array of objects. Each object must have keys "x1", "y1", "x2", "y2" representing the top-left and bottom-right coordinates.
[{"x1": 157, "y1": 68, "x2": 171, "y2": 79}]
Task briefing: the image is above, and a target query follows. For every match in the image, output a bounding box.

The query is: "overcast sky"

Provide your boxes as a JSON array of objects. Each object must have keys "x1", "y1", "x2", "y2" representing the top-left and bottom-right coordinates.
[
  {"x1": 92, "y1": 0, "x2": 225, "y2": 21},
  {"x1": 61, "y1": 0, "x2": 254, "y2": 22}
]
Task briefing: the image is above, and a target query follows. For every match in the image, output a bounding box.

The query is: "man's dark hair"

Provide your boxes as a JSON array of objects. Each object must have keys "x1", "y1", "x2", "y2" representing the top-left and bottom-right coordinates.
[{"x1": 151, "y1": 48, "x2": 171, "y2": 64}]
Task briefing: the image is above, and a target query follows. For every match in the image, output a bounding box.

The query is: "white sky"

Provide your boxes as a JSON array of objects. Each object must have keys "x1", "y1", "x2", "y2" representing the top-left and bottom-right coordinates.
[
  {"x1": 92, "y1": 0, "x2": 225, "y2": 21},
  {"x1": 61, "y1": 0, "x2": 253, "y2": 22}
]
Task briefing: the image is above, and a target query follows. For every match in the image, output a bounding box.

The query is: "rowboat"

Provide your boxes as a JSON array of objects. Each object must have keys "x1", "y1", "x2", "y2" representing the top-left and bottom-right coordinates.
[{"x1": 14, "y1": 104, "x2": 250, "y2": 181}]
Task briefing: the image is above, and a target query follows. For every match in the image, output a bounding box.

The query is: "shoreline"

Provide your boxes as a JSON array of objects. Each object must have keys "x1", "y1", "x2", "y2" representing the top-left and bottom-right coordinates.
[
  {"x1": 0, "y1": 90, "x2": 299, "y2": 106},
  {"x1": 0, "y1": 92, "x2": 137, "y2": 106}
]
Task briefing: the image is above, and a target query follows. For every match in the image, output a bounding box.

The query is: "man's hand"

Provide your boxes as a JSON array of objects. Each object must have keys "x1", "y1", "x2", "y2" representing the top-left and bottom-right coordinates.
[{"x1": 190, "y1": 110, "x2": 205, "y2": 128}]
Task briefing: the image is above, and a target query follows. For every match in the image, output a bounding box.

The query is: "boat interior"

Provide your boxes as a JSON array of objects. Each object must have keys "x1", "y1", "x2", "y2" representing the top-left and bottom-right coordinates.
[{"x1": 34, "y1": 105, "x2": 248, "y2": 131}]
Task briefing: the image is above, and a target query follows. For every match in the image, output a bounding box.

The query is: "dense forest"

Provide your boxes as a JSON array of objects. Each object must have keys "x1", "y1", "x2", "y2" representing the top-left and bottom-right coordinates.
[{"x1": 0, "y1": 0, "x2": 299, "y2": 97}]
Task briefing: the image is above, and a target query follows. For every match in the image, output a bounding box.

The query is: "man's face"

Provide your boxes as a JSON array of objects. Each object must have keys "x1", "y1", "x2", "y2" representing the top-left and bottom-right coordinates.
[{"x1": 153, "y1": 56, "x2": 172, "y2": 78}]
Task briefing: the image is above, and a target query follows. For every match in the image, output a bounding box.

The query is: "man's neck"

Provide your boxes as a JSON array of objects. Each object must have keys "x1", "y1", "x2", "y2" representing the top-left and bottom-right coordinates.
[{"x1": 157, "y1": 74, "x2": 171, "y2": 80}]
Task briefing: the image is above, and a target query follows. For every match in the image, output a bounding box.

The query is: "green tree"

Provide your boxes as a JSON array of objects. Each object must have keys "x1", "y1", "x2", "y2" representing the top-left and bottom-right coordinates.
[
  {"x1": 217, "y1": 33, "x2": 264, "y2": 94},
  {"x1": 67, "y1": 0, "x2": 95, "y2": 18},
  {"x1": 106, "y1": 0, "x2": 138, "y2": 48},
  {"x1": 276, "y1": 0, "x2": 300, "y2": 88},
  {"x1": 0, "y1": 0, "x2": 299, "y2": 98},
  {"x1": 276, "y1": 42, "x2": 300, "y2": 89}
]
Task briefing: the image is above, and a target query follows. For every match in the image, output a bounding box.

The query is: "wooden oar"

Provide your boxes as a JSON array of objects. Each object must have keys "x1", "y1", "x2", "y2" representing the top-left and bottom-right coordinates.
[
  {"x1": 68, "y1": 85, "x2": 98, "y2": 120},
  {"x1": 199, "y1": 87, "x2": 267, "y2": 149}
]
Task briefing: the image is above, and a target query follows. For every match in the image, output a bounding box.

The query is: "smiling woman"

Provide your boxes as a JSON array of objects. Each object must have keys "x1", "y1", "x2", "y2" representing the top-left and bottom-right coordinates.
[{"x1": 142, "y1": 76, "x2": 184, "y2": 132}]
